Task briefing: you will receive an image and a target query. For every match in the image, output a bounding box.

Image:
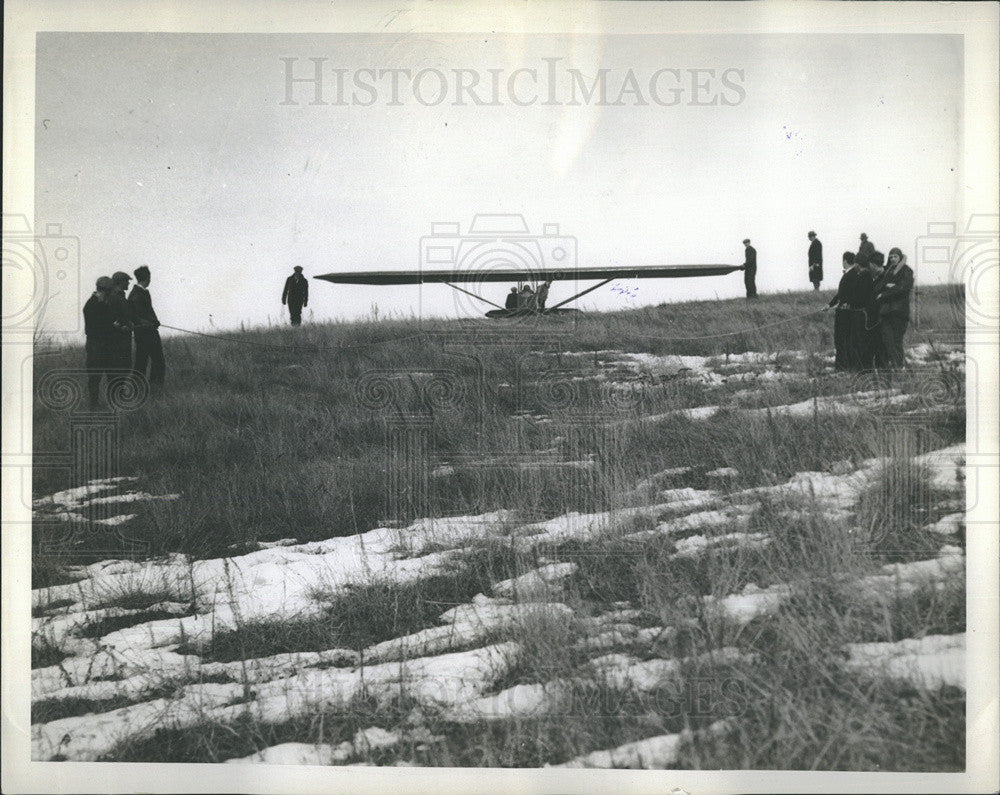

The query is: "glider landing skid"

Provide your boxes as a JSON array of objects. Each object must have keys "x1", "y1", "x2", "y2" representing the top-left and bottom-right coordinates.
[{"x1": 484, "y1": 307, "x2": 583, "y2": 319}]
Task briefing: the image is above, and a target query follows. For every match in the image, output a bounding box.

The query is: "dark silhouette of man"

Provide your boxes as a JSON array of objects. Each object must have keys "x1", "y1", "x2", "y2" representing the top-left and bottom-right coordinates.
[
  {"x1": 857, "y1": 233, "x2": 875, "y2": 262},
  {"x1": 742, "y1": 239, "x2": 757, "y2": 298},
  {"x1": 505, "y1": 287, "x2": 519, "y2": 310},
  {"x1": 109, "y1": 271, "x2": 134, "y2": 369},
  {"x1": 282, "y1": 266, "x2": 309, "y2": 326},
  {"x1": 807, "y1": 231, "x2": 823, "y2": 290},
  {"x1": 827, "y1": 252, "x2": 875, "y2": 371},
  {"x1": 873, "y1": 247, "x2": 914, "y2": 369},
  {"x1": 83, "y1": 277, "x2": 122, "y2": 409},
  {"x1": 128, "y1": 265, "x2": 165, "y2": 391}
]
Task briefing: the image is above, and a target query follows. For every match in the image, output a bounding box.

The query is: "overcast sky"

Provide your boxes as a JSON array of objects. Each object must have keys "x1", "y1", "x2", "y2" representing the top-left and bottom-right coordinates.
[{"x1": 35, "y1": 32, "x2": 963, "y2": 334}]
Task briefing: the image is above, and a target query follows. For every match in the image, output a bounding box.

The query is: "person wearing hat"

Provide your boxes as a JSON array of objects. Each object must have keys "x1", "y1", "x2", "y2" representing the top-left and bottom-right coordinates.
[
  {"x1": 82, "y1": 277, "x2": 122, "y2": 409},
  {"x1": 128, "y1": 265, "x2": 165, "y2": 390},
  {"x1": 282, "y1": 266, "x2": 309, "y2": 326},
  {"x1": 108, "y1": 271, "x2": 134, "y2": 370},
  {"x1": 807, "y1": 231, "x2": 823, "y2": 290},
  {"x1": 857, "y1": 233, "x2": 876, "y2": 262},
  {"x1": 742, "y1": 238, "x2": 757, "y2": 298}
]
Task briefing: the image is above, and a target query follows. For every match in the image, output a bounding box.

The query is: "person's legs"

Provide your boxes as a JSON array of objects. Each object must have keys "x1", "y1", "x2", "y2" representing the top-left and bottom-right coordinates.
[
  {"x1": 133, "y1": 330, "x2": 150, "y2": 380},
  {"x1": 886, "y1": 315, "x2": 909, "y2": 368},
  {"x1": 833, "y1": 310, "x2": 848, "y2": 370},
  {"x1": 289, "y1": 302, "x2": 302, "y2": 325},
  {"x1": 864, "y1": 316, "x2": 881, "y2": 371},
  {"x1": 879, "y1": 317, "x2": 905, "y2": 369},
  {"x1": 86, "y1": 343, "x2": 102, "y2": 409},
  {"x1": 148, "y1": 330, "x2": 166, "y2": 386}
]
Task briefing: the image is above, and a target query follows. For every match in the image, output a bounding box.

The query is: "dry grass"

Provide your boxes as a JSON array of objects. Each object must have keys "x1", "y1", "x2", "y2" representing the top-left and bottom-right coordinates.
[{"x1": 31, "y1": 285, "x2": 966, "y2": 769}]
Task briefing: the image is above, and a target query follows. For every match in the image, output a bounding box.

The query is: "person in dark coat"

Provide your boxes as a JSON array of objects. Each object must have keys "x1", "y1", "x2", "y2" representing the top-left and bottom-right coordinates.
[
  {"x1": 742, "y1": 239, "x2": 757, "y2": 298},
  {"x1": 807, "y1": 231, "x2": 823, "y2": 290},
  {"x1": 128, "y1": 265, "x2": 165, "y2": 390},
  {"x1": 505, "y1": 287, "x2": 519, "y2": 310},
  {"x1": 282, "y1": 266, "x2": 309, "y2": 326},
  {"x1": 827, "y1": 252, "x2": 874, "y2": 371},
  {"x1": 83, "y1": 277, "x2": 124, "y2": 409},
  {"x1": 109, "y1": 271, "x2": 134, "y2": 369},
  {"x1": 873, "y1": 247, "x2": 914, "y2": 369},
  {"x1": 857, "y1": 233, "x2": 876, "y2": 262}
]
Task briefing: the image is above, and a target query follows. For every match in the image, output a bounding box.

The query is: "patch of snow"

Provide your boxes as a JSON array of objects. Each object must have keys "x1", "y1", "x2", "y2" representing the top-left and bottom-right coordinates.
[
  {"x1": 94, "y1": 514, "x2": 137, "y2": 527},
  {"x1": 554, "y1": 719, "x2": 731, "y2": 768},
  {"x1": 79, "y1": 492, "x2": 181, "y2": 507},
  {"x1": 492, "y1": 563, "x2": 578, "y2": 599},
  {"x1": 858, "y1": 546, "x2": 964, "y2": 598},
  {"x1": 225, "y1": 741, "x2": 353, "y2": 765},
  {"x1": 622, "y1": 509, "x2": 749, "y2": 542},
  {"x1": 671, "y1": 532, "x2": 770, "y2": 559},
  {"x1": 588, "y1": 647, "x2": 747, "y2": 692},
  {"x1": 32, "y1": 681, "x2": 247, "y2": 761},
  {"x1": 914, "y1": 444, "x2": 965, "y2": 491},
  {"x1": 702, "y1": 583, "x2": 792, "y2": 624},
  {"x1": 706, "y1": 467, "x2": 739, "y2": 479},
  {"x1": 444, "y1": 681, "x2": 573, "y2": 722},
  {"x1": 353, "y1": 726, "x2": 400, "y2": 753},
  {"x1": 36, "y1": 479, "x2": 137, "y2": 510},
  {"x1": 927, "y1": 513, "x2": 963, "y2": 536},
  {"x1": 572, "y1": 625, "x2": 641, "y2": 653},
  {"x1": 844, "y1": 633, "x2": 964, "y2": 690},
  {"x1": 252, "y1": 538, "x2": 300, "y2": 550}
]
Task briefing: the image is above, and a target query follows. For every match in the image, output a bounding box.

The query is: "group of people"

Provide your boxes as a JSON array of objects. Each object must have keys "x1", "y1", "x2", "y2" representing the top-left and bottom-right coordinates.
[
  {"x1": 827, "y1": 239, "x2": 914, "y2": 371},
  {"x1": 504, "y1": 280, "x2": 551, "y2": 312},
  {"x1": 740, "y1": 231, "x2": 914, "y2": 370},
  {"x1": 83, "y1": 266, "x2": 164, "y2": 409}
]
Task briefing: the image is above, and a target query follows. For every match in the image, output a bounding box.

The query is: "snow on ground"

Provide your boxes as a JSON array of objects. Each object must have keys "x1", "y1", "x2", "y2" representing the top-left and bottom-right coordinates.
[
  {"x1": 845, "y1": 633, "x2": 965, "y2": 689},
  {"x1": 226, "y1": 741, "x2": 354, "y2": 765},
  {"x1": 29, "y1": 350, "x2": 968, "y2": 766},
  {"x1": 552, "y1": 720, "x2": 732, "y2": 769}
]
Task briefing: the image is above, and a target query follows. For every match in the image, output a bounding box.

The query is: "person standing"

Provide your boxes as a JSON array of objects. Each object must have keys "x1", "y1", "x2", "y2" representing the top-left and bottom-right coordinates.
[
  {"x1": 857, "y1": 233, "x2": 876, "y2": 262},
  {"x1": 827, "y1": 252, "x2": 874, "y2": 371},
  {"x1": 128, "y1": 265, "x2": 165, "y2": 390},
  {"x1": 109, "y1": 271, "x2": 134, "y2": 370},
  {"x1": 282, "y1": 266, "x2": 309, "y2": 326},
  {"x1": 517, "y1": 284, "x2": 534, "y2": 311},
  {"x1": 535, "y1": 280, "x2": 552, "y2": 311},
  {"x1": 742, "y1": 239, "x2": 757, "y2": 298},
  {"x1": 873, "y1": 247, "x2": 914, "y2": 369},
  {"x1": 807, "y1": 231, "x2": 823, "y2": 290},
  {"x1": 83, "y1": 277, "x2": 120, "y2": 409},
  {"x1": 505, "y1": 287, "x2": 519, "y2": 310}
]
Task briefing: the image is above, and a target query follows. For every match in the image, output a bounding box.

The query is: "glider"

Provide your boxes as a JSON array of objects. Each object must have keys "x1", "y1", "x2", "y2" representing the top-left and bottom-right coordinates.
[{"x1": 314, "y1": 215, "x2": 744, "y2": 318}]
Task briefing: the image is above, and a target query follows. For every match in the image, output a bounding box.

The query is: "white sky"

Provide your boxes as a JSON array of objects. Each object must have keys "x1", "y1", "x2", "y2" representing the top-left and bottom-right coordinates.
[{"x1": 35, "y1": 32, "x2": 963, "y2": 334}]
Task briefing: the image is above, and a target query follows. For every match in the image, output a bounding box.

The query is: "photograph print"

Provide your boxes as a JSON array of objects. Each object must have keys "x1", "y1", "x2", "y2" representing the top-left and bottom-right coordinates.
[{"x1": 4, "y1": 2, "x2": 998, "y2": 793}]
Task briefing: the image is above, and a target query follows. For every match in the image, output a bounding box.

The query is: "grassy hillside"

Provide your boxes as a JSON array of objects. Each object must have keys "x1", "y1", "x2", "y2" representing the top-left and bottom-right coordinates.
[
  {"x1": 32, "y1": 285, "x2": 964, "y2": 564},
  {"x1": 29, "y1": 285, "x2": 967, "y2": 770}
]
